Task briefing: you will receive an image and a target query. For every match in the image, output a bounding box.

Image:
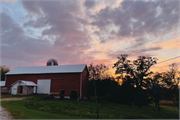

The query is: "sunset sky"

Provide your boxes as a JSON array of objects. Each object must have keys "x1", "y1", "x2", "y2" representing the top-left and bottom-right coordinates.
[{"x1": 0, "y1": 0, "x2": 180, "y2": 77}]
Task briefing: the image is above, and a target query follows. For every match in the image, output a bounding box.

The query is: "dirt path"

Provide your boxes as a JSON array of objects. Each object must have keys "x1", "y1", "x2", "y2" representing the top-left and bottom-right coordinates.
[
  {"x1": 0, "y1": 106, "x2": 13, "y2": 120},
  {"x1": 1, "y1": 97, "x2": 32, "y2": 101},
  {"x1": 0, "y1": 97, "x2": 33, "y2": 119}
]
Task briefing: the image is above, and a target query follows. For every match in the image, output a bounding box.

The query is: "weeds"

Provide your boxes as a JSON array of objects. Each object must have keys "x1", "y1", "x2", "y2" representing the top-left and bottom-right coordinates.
[{"x1": 24, "y1": 97, "x2": 179, "y2": 119}]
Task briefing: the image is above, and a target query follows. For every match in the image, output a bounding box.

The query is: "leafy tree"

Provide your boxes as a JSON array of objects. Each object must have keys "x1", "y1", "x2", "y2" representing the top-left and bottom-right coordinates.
[
  {"x1": 88, "y1": 63, "x2": 110, "y2": 80},
  {"x1": 162, "y1": 63, "x2": 179, "y2": 88},
  {"x1": 87, "y1": 63, "x2": 111, "y2": 119},
  {"x1": 1, "y1": 65, "x2": 10, "y2": 81},
  {"x1": 113, "y1": 54, "x2": 157, "y2": 89},
  {"x1": 120, "y1": 75, "x2": 136, "y2": 105},
  {"x1": 113, "y1": 54, "x2": 157, "y2": 107},
  {"x1": 161, "y1": 63, "x2": 179, "y2": 108},
  {"x1": 150, "y1": 73, "x2": 162, "y2": 111}
]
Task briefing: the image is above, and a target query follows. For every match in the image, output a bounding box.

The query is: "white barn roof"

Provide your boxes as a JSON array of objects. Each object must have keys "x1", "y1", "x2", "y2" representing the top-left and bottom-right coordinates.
[
  {"x1": 11, "y1": 80, "x2": 37, "y2": 86},
  {"x1": 6, "y1": 64, "x2": 87, "y2": 75}
]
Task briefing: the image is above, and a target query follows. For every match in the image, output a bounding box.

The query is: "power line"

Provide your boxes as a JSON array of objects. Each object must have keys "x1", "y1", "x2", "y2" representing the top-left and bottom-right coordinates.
[{"x1": 155, "y1": 56, "x2": 180, "y2": 65}]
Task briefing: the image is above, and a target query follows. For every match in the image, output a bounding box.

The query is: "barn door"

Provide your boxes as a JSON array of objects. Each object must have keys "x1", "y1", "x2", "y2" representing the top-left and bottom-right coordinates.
[
  {"x1": 37, "y1": 79, "x2": 51, "y2": 94},
  {"x1": 17, "y1": 86, "x2": 23, "y2": 93},
  {"x1": 17, "y1": 86, "x2": 20, "y2": 93}
]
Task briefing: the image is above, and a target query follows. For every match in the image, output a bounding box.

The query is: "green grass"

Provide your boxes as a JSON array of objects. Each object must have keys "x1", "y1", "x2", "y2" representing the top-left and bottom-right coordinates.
[
  {"x1": 1, "y1": 100, "x2": 87, "y2": 119},
  {"x1": 1, "y1": 98, "x2": 179, "y2": 119}
]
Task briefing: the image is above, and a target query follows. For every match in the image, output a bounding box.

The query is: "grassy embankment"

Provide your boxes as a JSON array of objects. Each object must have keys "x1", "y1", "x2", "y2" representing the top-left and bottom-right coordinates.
[
  {"x1": 1, "y1": 94, "x2": 85, "y2": 119},
  {"x1": 1, "y1": 94, "x2": 179, "y2": 119}
]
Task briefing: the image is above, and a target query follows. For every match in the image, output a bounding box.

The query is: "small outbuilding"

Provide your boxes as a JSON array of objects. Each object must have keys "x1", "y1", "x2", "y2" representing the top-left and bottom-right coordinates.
[
  {"x1": 11, "y1": 80, "x2": 37, "y2": 95},
  {"x1": 1, "y1": 81, "x2": 10, "y2": 94}
]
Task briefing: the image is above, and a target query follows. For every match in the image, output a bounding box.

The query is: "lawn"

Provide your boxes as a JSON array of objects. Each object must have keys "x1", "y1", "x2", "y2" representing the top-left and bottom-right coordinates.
[
  {"x1": 1, "y1": 96, "x2": 179, "y2": 119},
  {"x1": 1, "y1": 100, "x2": 86, "y2": 119}
]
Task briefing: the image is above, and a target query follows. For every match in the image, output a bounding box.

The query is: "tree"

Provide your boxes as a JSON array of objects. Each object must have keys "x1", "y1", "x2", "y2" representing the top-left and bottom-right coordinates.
[
  {"x1": 150, "y1": 72, "x2": 163, "y2": 109},
  {"x1": 113, "y1": 54, "x2": 157, "y2": 89},
  {"x1": 120, "y1": 75, "x2": 136, "y2": 105},
  {"x1": 88, "y1": 63, "x2": 113, "y2": 118},
  {"x1": 150, "y1": 73, "x2": 162, "y2": 111},
  {"x1": 113, "y1": 54, "x2": 157, "y2": 107},
  {"x1": 88, "y1": 63, "x2": 110, "y2": 80},
  {"x1": 161, "y1": 63, "x2": 179, "y2": 108},
  {"x1": 1, "y1": 65, "x2": 10, "y2": 81},
  {"x1": 88, "y1": 78, "x2": 120, "y2": 102}
]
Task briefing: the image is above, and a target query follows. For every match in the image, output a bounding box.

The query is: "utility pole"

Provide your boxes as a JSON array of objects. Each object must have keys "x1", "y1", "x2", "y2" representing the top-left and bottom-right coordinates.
[{"x1": 93, "y1": 72, "x2": 99, "y2": 119}]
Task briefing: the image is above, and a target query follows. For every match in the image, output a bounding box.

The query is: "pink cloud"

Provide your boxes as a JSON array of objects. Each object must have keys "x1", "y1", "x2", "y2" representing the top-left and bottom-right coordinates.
[{"x1": 147, "y1": 37, "x2": 180, "y2": 49}]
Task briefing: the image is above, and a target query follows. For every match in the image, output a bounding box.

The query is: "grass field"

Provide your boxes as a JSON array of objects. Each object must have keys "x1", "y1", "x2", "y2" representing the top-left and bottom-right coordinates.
[
  {"x1": 1, "y1": 95, "x2": 179, "y2": 119},
  {"x1": 1, "y1": 100, "x2": 86, "y2": 119}
]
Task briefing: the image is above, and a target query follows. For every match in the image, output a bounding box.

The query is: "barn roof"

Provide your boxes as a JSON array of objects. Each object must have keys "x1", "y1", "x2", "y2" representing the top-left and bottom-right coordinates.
[
  {"x1": 11, "y1": 80, "x2": 37, "y2": 86},
  {"x1": 6, "y1": 64, "x2": 87, "y2": 75}
]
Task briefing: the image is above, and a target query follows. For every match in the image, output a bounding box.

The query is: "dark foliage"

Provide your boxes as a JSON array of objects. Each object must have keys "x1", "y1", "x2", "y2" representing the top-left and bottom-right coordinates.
[
  {"x1": 161, "y1": 63, "x2": 179, "y2": 108},
  {"x1": 112, "y1": 55, "x2": 157, "y2": 107},
  {"x1": 88, "y1": 78, "x2": 120, "y2": 102},
  {"x1": 1, "y1": 65, "x2": 10, "y2": 81},
  {"x1": 113, "y1": 54, "x2": 157, "y2": 90},
  {"x1": 88, "y1": 63, "x2": 110, "y2": 80},
  {"x1": 42, "y1": 94, "x2": 55, "y2": 100}
]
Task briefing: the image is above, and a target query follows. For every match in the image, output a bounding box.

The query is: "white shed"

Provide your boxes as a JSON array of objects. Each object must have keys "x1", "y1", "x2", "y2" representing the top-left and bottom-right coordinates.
[
  {"x1": 11, "y1": 80, "x2": 37, "y2": 95},
  {"x1": 1, "y1": 81, "x2": 10, "y2": 94}
]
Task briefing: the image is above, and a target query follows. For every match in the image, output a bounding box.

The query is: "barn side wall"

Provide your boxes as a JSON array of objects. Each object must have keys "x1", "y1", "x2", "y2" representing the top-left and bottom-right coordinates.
[
  {"x1": 6, "y1": 73, "x2": 81, "y2": 97},
  {"x1": 50, "y1": 76, "x2": 80, "y2": 97}
]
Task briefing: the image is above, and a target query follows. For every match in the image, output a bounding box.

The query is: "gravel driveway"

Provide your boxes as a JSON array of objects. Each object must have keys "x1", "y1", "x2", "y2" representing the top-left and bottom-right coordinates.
[{"x1": 0, "y1": 106, "x2": 13, "y2": 120}]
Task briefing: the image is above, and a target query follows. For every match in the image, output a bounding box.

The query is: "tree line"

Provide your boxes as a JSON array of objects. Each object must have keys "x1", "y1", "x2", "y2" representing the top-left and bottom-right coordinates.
[
  {"x1": 1, "y1": 55, "x2": 179, "y2": 110},
  {"x1": 87, "y1": 54, "x2": 179, "y2": 110}
]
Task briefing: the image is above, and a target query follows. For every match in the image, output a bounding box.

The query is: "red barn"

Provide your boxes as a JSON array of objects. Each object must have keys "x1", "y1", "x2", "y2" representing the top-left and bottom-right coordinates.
[{"x1": 5, "y1": 64, "x2": 89, "y2": 99}]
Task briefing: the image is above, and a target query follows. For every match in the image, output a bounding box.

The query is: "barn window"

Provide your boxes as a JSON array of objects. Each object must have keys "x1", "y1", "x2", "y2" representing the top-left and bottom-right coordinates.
[{"x1": 70, "y1": 90, "x2": 78, "y2": 100}]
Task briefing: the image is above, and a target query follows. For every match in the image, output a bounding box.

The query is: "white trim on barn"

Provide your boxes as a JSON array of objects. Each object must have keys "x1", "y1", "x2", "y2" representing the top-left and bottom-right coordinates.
[
  {"x1": 80, "y1": 73, "x2": 82, "y2": 99},
  {"x1": 54, "y1": 96, "x2": 70, "y2": 99}
]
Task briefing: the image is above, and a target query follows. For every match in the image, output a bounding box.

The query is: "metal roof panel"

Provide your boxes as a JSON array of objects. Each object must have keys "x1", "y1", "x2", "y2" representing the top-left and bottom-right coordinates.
[{"x1": 6, "y1": 64, "x2": 87, "y2": 75}]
